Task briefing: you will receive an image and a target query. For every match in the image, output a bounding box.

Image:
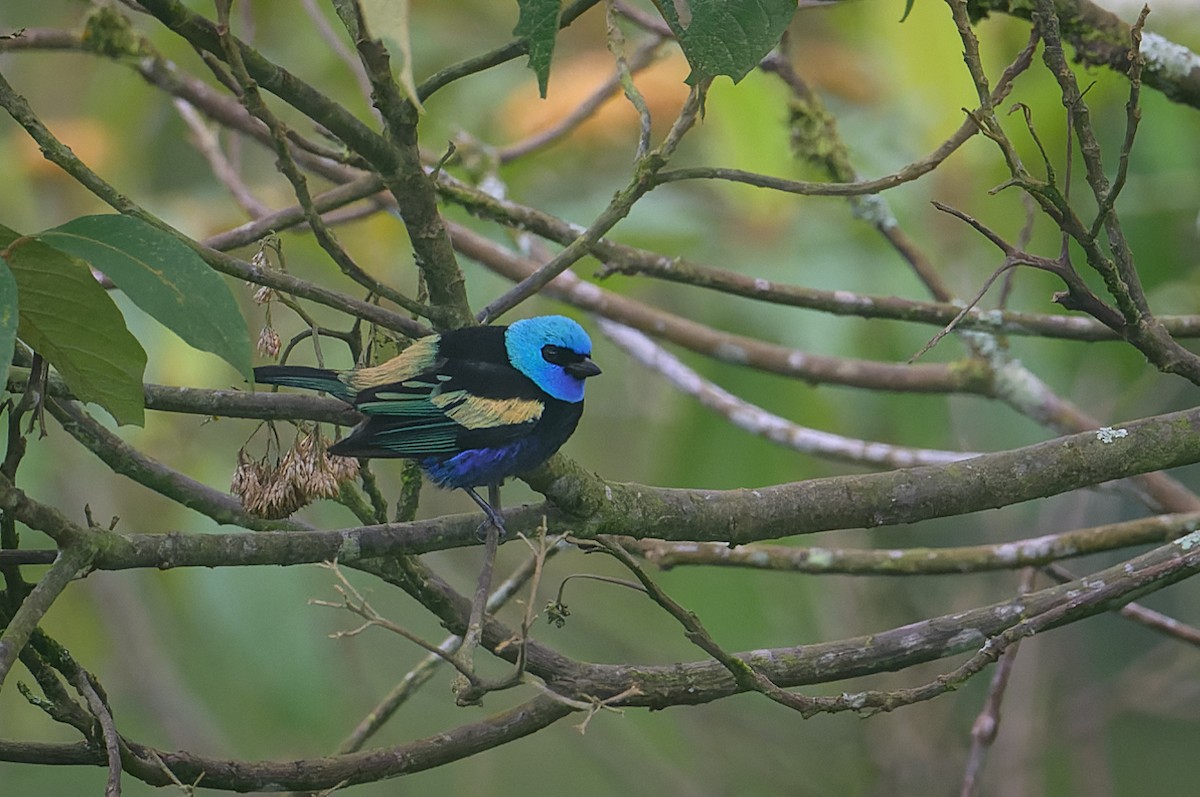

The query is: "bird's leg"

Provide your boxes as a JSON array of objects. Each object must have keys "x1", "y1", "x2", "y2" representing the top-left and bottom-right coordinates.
[{"x1": 463, "y1": 484, "x2": 507, "y2": 541}]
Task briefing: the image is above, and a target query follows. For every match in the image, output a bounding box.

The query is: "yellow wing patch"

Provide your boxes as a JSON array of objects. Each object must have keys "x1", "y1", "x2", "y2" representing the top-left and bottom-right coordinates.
[
  {"x1": 348, "y1": 336, "x2": 440, "y2": 390},
  {"x1": 432, "y1": 392, "x2": 544, "y2": 429}
]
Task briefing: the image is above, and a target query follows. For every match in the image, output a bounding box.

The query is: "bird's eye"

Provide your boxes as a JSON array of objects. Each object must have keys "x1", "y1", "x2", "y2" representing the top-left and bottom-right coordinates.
[{"x1": 542, "y1": 343, "x2": 586, "y2": 366}]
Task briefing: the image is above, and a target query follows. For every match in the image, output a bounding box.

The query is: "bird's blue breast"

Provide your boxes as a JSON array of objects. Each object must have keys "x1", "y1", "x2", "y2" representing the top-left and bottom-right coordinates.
[{"x1": 420, "y1": 435, "x2": 556, "y2": 488}]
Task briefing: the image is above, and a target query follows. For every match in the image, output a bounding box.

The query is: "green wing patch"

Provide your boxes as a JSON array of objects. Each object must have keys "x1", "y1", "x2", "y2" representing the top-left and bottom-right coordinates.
[
  {"x1": 376, "y1": 422, "x2": 460, "y2": 454},
  {"x1": 357, "y1": 383, "x2": 445, "y2": 417}
]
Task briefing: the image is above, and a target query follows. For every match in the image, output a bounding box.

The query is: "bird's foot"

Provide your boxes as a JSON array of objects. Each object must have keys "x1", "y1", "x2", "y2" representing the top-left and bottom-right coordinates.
[
  {"x1": 464, "y1": 486, "x2": 508, "y2": 542},
  {"x1": 474, "y1": 516, "x2": 507, "y2": 542}
]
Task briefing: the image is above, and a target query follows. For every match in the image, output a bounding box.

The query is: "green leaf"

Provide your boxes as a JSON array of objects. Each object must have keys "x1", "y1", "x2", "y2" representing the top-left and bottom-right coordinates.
[
  {"x1": 355, "y1": 0, "x2": 426, "y2": 112},
  {"x1": 0, "y1": 230, "x2": 20, "y2": 383},
  {"x1": 37, "y1": 214, "x2": 253, "y2": 380},
  {"x1": 653, "y1": 0, "x2": 798, "y2": 84},
  {"x1": 514, "y1": 0, "x2": 561, "y2": 98},
  {"x1": 0, "y1": 230, "x2": 147, "y2": 426}
]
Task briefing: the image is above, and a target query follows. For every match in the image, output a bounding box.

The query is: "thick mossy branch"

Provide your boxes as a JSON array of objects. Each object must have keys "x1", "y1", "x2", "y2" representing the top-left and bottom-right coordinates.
[
  {"x1": 3, "y1": 406, "x2": 1198, "y2": 572},
  {"x1": 526, "y1": 406, "x2": 1200, "y2": 542}
]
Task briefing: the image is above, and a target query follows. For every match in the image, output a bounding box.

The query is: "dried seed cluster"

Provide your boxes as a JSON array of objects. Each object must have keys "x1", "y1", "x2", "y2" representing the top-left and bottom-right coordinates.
[{"x1": 232, "y1": 429, "x2": 359, "y2": 518}]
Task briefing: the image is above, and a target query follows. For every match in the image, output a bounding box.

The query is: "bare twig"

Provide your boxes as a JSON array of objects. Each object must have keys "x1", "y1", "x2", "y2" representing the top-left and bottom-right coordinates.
[
  {"x1": 909, "y1": 260, "x2": 1019, "y2": 362},
  {"x1": 603, "y1": 0, "x2": 653, "y2": 159},
  {"x1": 626, "y1": 511, "x2": 1200, "y2": 576},
  {"x1": 454, "y1": 496, "x2": 503, "y2": 693},
  {"x1": 959, "y1": 569, "x2": 1036, "y2": 797},
  {"x1": 601, "y1": 319, "x2": 977, "y2": 467},
  {"x1": 213, "y1": 5, "x2": 429, "y2": 319},
  {"x1": 0, "y1": 544, "x2": 94, "y2": 690},
  {"x1": 329, "y1": 534, "x2": 568, "y2": 758},
  {"x1": 310, "y1": 561, "x2": 476, "y2": 681},
  {"x1": 477, "y1": 79, "x2": 709, "y2": 323},
  {"x1": 173, "y1": 98, "x2": 270, "y2": 217},
  {"x1": 499, "y1": 33, "x2": 663, "y2": 163},
  {"x1": 1091, "y1": 5, "x2": 1150, "y2": 240},
  {"x1": 1042, "y1": 562, "x2": 1200, "y2": 647},
  {"x1": 74, "y1": 671, "x2": 123, "y2": 797}
]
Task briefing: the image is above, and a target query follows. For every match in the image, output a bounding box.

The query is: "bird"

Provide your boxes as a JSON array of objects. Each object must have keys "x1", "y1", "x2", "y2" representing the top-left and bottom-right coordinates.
[{"x1": 253, "y1": 315, "x2": 601, "y2": 537}]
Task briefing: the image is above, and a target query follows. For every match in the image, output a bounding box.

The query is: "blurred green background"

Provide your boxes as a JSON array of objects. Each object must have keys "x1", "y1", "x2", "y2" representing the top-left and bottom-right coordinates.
[{"x1": 2, "y1": 1, "x2": 1200, "y2": 794}]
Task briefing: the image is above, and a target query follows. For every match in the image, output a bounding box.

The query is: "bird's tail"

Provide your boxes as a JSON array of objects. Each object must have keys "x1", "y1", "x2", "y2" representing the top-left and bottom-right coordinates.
[{"x1": 253, "y1": 365, "x2": 354, "y2": 402}]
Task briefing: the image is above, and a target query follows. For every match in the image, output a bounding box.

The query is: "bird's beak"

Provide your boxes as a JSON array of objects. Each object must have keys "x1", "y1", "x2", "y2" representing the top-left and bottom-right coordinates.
[{"x1": 567, "y1": 358, "x2": 601, "y2": 379}]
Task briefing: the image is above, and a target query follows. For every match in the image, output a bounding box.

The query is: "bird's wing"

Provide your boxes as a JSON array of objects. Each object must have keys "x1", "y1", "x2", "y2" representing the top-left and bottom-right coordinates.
[{"x1": 329, "y1": 361, "x2": 545, "y2": 458}]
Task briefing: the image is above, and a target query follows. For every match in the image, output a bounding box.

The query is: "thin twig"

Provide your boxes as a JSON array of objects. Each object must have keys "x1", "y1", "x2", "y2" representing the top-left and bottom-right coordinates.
[
  {"x1": 74, "y1": 670, "x2": 123, "y2": 797},
  {"x1": 453, "y1": 498, "x2": 503, "y2": 694},
  {"x1": 604, "y1": 0, "x2": 653, "y2": 159},
  {"x1": 328, "y1": 535, "x2": 568, "y2": 758},
  {"x1": 299, "y1": 0, "x2": 375, "y2": 112},
  {"x1": 499, "y1": 34, "x2": 663, "y2": 163},
  {"x1": 173, "y1": 98, "x2": 270, "y2": 217},
  {"x1": 1042, "y1": 562, "x2": 1200, "y2": 647},
  {"x1": 625, "y1": 511, "x2": 1200, "y2": 576},
  {"x1": 1091, "y1": 4, "x2": 1150, "y2": 240},
  {"x1": 310, "y1": 561, "x2": 476, "y2": 681},
  {"x1": 659, "y1": 30, "x2": 1037, "y2": 204},
  {"x1": 214, "y1": 6, "x2": 429, "y2": 320},
  {"x1": 601, "y1": 319, "x2": 977, "y2": 467},
  {"x1": 959, "y1": 569, "x2": 1036, "y2": 797},
  {"x1": 0, "y1": 544, "x2": 94, "y2": 691},
  {"x1": 477, "y1": 79, "x2": 710, "y2": 323}
]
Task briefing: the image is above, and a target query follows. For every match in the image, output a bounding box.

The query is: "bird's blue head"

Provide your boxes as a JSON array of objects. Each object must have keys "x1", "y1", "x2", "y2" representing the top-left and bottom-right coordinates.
[{"x1": 505, "y1": 315, "x2": 600, "y2": 403}]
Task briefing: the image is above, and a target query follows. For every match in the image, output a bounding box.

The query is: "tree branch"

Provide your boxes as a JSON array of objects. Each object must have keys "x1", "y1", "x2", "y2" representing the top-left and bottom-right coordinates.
[{"x1": 970, "y1": 0, "x2": 1200, "y2": 110}]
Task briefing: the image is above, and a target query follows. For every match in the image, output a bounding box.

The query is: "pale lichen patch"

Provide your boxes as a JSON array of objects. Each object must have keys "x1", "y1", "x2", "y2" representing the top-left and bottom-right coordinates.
[
  {"x1": 948, "y1": 628, "x2": 984, "y2": 649},
  {"x1": 840, "y1": 691, "x2": 868, "y2": 710},
  {"x1": 713, "y1": 341, "x2": 749, "y2": 365},
  {"x1": 745, "y1": 549, "x2": 771, "y2": 566},
  {"x1": 1176, "y1": 530, "x2": 1200, "y2": 551},
  {"x1": 807, "y1": 548, "x2": 833, "y2": 567},
  {"x1": 1095, "y1": 426, "x2": 1128, "y2": 444},
  {"x1": 1141, "y1": 33, "x2": 1200, "y2": 82},
  {"x1": 337, "y1": 532, "x2": 362, "y2": 561}
]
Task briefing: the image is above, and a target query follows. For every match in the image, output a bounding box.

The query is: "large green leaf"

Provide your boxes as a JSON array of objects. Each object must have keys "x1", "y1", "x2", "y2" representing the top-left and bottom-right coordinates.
[
  {"x1": 0, "y1": 228, "x2": 19, "y2": 384},
  {"x1": 1, "y1": 230, "x2": 147, "y2": 426},
  {"x1": 514, "y1": 0, "x2": 561, "y2": 98},
  {"x1": 38, "y1": 214, "x2": 253, "y2": 380},
  {"x1": 653, "y1": 0, "x2": 798, "y2": 84}
]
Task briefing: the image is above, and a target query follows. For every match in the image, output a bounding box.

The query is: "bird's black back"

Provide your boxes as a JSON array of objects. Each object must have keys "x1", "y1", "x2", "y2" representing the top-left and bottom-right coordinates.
[{"x1": 435, "y1": 325, "x2": 509, "y2": 366}]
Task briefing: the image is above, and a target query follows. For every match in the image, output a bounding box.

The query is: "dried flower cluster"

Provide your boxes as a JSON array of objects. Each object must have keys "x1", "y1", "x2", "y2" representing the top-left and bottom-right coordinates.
[
  {"x1": 256, "y1": 325, "x2": 282, "y2": 358},
  {"x1": 249, "y1": 237, "x2": 284, "y2": 358},
  {"x1": 252, "y1": 284, "x2": 277, "y2": 305},
  {"x1": 231, "y1": 428, "x2": 360, "y2": 518}
]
